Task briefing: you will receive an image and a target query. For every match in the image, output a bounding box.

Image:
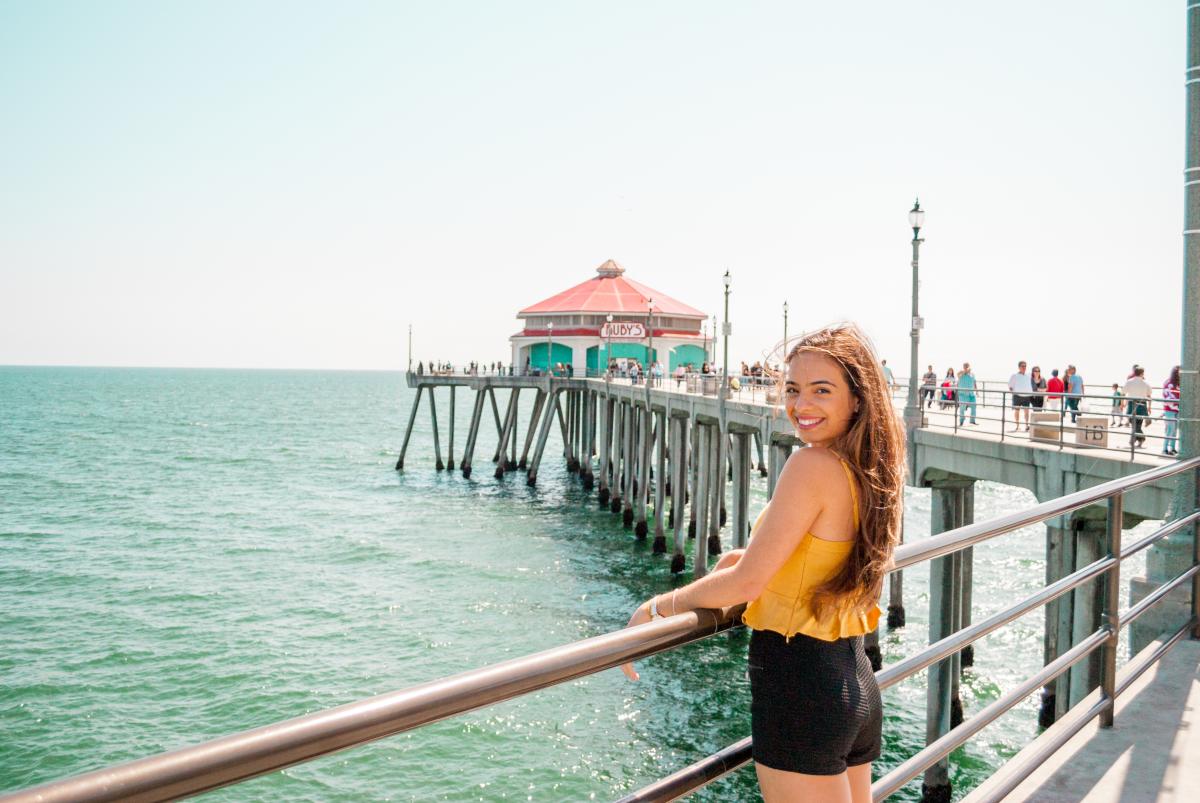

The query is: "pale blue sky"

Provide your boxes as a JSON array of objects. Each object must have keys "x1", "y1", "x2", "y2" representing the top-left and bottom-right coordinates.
[{"x1": 0, "y1": 1, "x2": 1187, "y2": 384}]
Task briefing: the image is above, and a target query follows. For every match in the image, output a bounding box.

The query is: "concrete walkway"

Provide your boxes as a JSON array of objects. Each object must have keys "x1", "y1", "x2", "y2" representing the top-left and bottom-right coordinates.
[{"x1": 965, "y1": 637, "x2": 1200, "y2": 802}]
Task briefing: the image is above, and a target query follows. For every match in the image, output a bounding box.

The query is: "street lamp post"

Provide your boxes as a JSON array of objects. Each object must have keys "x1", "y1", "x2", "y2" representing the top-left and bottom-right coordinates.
[
  {"x1": 710, "y1": 270, "x2": 732, "y2": 557},
  {"x1": 547, "y1": 321, "x2": 554, "y2": 378},
  {"x1": 782, "y1": 301, "x2": 789, "y2": 361},
  {"x1": 645, "y1": 300, "x2": 655, "y2": 391},
  {"x1": 711, "y1": 315, "x2": 717, "y2": 368},
  {"x1": 903, "y1": 198, "x2": 926, "y2": 468},
  {"x1": 408, "y1": 324, "x2": 413, "y2": 373}
]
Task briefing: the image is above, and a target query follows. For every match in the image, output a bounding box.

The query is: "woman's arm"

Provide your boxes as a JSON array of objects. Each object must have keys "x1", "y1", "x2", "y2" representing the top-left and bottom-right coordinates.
[{"x1": 620, "y1": 449, "x2": 834, "y2": 679}]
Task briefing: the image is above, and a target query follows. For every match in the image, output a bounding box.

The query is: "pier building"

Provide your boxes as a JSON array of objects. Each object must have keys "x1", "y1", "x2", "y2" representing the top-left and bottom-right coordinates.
[{"x1": 509, "y1": 259, "x2": 710, "y2": 375}]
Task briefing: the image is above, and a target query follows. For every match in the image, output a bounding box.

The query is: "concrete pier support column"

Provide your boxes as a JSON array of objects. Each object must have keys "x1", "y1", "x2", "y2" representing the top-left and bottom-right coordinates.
[
  {"x1": 429, "y1": 387, "x2": 445, "y2": 471},
  {"x1": 525, "y1": 389, "x2": 559, "y2": 486},
  {"x1": 492, "y1": 389, "x2": 516, "y2": 465},
  {"x1": 597, "y1": 397, "x2": 612, "y2": 506},
  {"x1": 731, "y1": 432, "x2": 751, "y2": 549},
  {"x1": 767, "y1": 442, "x2": 791, "y2": 500},
  {"x1": 652, "y1": 410, "x2": 668, "y2": 553},
  {"x1": 610, "y1": 401, "x2": 624, "y2": 513},
  {"x1": 888, "y1": 511, "x2": 907, "y2": 628},
  {"x1": 707, "y1": 425, "x2": 723, "y2": 556},
  {"x1": 670, "y1": 416, "x2": 688, "y2": 574},
  {"x1": 447, "y1": 386, "x2": 456, "y2": 471},
  {"x1": 693, "y1": 424, "x2": 711, "y2": 579},
  {"x1": 922, "y1": 479, "x2": 970, "y2": 803},
  {"x1": 753, "y1": 429, "x2": 767, "y2": 476},
  {"x1": 517, "y1": 390, "x2": 546, "y2": 471},
  {"x1": 959, "y1": 484, "x2": 976, "y2": 668},
  {"x1": 581, "y1": 392, "x2": 595, "y2": 490},
  {"x1": 493, "y1": 389, "x2": 518, "y2": 479},
  {"x1": 395, "y1": 386, "x2": 424, "y2": 471},
  {"x1": 508, "y1": 392, "x2": 519, "y2": 470},
  {"x1": 635, "y1": 405, "x2": 652, "y2": 539},
  {"x1": 687, "y1": 416, "x2": 699, "y2": 539},
  {"x1": 460, "y1": 389, "x2": 486, "y2": 478},
  {"x1": 1067, "y1": 513, "x2": 1108, "y2": 709},
  {"x1": 622, "y1": 403, "x2": 636, "y2": 528}
]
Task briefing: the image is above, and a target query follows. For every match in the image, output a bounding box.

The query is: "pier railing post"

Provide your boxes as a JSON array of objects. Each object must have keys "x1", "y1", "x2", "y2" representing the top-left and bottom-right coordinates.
[{"x1": 1100, "y1": 493, "x2": 1124, "y2": 727}]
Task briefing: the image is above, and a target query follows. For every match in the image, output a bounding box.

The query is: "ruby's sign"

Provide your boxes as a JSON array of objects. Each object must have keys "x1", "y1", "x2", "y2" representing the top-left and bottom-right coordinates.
[{"x1": 600, "y1": 322, "x2": 646, "y2": 339}]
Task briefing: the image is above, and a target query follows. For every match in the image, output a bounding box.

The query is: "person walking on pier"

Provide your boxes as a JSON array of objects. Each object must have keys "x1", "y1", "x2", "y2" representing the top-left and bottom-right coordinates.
[
  {"x1": 1065, "y1": 365, "x2": 1084, "y2": 423},
  {"x1": 1163, "y1": 365, "x2": 1180, "y2": 455},
  {"x1": 1029, "y1": 366, "x2": 1047, "y2": 412},
  {"x1": 881, "y1": 359, "x2": 896, "y2": 395},
  {"x1": 1046, "y1": 369, "x2": 1064, "y2": 411},
  {"x1": 920, "y1": 365, "x2": 937, "y2": 408},
  {"x1": 622, "y1": 324, "x2": 905, "y2": 803},
  {"x1": 1008, "y1": 360, "x2": 1033, "y2": 431},
  {"x1": 957, "y1": 362, "x2": 978, "y2": 425},
  {"x1": 1123, "y1": 367, "x2": 1152, "y2": 448}
]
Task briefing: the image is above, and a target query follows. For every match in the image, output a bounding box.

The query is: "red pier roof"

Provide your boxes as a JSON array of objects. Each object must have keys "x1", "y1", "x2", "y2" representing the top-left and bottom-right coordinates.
[{"x1": 518, "y1": 260, "x2": 707, "y2": 319}]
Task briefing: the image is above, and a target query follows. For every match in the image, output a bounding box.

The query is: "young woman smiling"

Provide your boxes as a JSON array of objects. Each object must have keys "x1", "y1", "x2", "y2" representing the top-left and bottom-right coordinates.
[{"x1": 622, "y1": 324, "x2": 906, "y2": 803}]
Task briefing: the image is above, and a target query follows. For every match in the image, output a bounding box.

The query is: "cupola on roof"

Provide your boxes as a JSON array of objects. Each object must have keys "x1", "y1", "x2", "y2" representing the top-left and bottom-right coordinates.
[{"x1": 518, "y1": 260, "x2": 706, "y2": 319}]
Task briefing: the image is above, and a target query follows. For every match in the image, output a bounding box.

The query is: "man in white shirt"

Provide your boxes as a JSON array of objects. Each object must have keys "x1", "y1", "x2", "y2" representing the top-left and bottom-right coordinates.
[
  {"x1": 1008, "y1": 360, "x2": 1034, "y2": 431},
  {"x1": 1122, "y1": 367, "x2": 1152, "y2": 447}
]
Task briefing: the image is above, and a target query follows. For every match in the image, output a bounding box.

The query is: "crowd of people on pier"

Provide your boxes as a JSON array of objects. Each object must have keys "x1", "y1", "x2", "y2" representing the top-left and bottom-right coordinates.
[{"x1": 909, "y1": 360, "x2": 1181, "y2": 454}]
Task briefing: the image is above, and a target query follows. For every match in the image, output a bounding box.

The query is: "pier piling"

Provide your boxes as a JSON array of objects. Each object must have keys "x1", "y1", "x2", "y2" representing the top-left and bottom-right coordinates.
[
  {"x1": 395, "y1": 385, "x2": 423, "y2": 471},
  {"x1": 694, "y1": 424, "x2": 711, "y2": 578},
  {"x1": 460, "y1": 389, "x2": 486, "y2": 478},
  {"x1": 670, "y1": 415, "x2": 687, "y2": 573},
  {"x1": 447, "y1": 386, "x2": 456, "y2": 471},
  {"x1": 429, "y1": 388, "x2": 444, "y2": 472},
  {"x1": 652, "y1": 409, "x2": 667, "y2": 553}
]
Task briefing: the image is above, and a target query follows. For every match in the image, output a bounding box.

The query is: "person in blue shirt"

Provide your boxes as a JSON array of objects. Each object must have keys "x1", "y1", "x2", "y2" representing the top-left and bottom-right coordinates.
[
  {"x1": 956, "y1": 363, "x2": 978, "y2": 425},
  {"x1": 1065, "y1": 365, "x2": 1085, "y2": 423}
]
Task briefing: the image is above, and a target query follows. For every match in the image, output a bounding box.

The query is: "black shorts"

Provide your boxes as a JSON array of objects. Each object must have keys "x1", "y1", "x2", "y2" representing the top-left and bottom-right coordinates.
[
  {"x1": 1012, "y1": 395, "x2": 1031, "y2": 407},
  {"x1": 748, "y1": 629, "x2": 882, "y2": 775}
]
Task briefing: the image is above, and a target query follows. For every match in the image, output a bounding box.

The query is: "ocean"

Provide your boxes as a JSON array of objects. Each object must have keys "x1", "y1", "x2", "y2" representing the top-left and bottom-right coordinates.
[{"x1": 0, "y1": 367, "x2": 1151, "y2": 801}]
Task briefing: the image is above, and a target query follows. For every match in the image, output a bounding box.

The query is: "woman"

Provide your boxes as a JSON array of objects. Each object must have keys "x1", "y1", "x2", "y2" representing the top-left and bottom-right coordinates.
[
  {"x1": 940, "y1": 367, "x2": 956, "y2": 410},
  {"x1": 621, "y1": 324, "x2": 905, "y2": 803},
  {"x1": 1029, "y1": 366, "x2": 1047, "y2": 411},
  {"x1": 1163, "y1": 365, "x2": 1181, "y2": 455}
]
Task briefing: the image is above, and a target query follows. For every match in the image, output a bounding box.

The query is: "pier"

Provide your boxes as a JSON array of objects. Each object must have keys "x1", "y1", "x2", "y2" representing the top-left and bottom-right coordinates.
[{"x1": 394, "y1": 369, "x2": 1194, "y2": 801}]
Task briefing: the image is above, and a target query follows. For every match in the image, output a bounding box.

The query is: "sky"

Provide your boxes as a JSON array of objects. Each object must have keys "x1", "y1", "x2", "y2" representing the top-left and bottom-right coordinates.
[{"x1": 0, "y1": 1, "x2": 1189, "y2": 384}]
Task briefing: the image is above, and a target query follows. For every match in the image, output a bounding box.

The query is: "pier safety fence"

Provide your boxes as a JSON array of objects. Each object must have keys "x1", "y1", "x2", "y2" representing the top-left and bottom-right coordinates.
[{"x1": 3, "y1": 457, "x2": 1198, "y2": 803}]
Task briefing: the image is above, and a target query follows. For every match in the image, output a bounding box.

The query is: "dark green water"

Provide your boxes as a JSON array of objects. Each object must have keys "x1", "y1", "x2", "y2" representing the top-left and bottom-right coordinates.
[{"x1": 0, "y1": 368, "x2": 1150, "y2": 800}]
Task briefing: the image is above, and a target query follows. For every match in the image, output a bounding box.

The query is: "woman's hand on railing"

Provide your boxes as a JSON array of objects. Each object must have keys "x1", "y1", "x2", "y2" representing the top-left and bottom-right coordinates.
[{"x1": 619, "y1": 599, "x2": 657, "y2": 681}]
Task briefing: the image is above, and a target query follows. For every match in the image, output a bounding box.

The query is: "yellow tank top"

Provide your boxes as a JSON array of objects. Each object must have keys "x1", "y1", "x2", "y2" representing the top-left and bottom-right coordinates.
[{"x1": 741, "y1": 459, "x2": 880, "y2": 641}]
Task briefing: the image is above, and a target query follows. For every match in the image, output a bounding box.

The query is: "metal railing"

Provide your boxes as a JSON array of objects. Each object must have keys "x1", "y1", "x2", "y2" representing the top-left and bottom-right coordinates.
[{"x1": 4, "y1": 458, "x2": 1198, "y2": 803}]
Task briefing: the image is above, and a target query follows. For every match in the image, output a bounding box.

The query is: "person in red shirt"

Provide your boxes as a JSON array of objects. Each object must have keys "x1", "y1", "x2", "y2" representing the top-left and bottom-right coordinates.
[{"x1": 1046, "y1": 368, "x2": 1065, "y2": 411}]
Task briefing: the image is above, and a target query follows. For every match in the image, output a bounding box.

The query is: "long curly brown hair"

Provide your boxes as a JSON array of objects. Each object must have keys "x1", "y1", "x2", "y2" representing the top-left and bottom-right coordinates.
[{"x1": 780, "y1": 324, "x2": 907, "y2": 621}]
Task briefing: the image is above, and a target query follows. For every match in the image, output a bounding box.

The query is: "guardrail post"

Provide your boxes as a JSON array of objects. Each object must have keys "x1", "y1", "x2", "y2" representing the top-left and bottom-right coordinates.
[
  {"x1": 1068, "y1": 511, "x2": 1108, "y2": 708},
  {"x1": 1100, "y1": 493, "x2": 1124, "y2": 727}
]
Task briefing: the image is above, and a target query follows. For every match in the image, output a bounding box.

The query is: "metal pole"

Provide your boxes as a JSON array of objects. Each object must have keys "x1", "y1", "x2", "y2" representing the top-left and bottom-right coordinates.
[
  {"x1": 904, "y1": 200, "x2": 925, "y2": 484},
  {"x1": 407, "y1": 323, "x2": 412, "y2": 372},
  {"x1": 1100, "y1": 493, "x2": 1124, "y2": 727}
]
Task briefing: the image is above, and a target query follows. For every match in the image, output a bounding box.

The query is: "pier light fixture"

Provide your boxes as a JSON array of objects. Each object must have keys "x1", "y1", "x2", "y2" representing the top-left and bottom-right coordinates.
[
  {"x1": 721, "y1": 271, "x2": 731, "y2": 399},
  {"x1": 909, "y1": 199, "x2": 926, "y2": 235}
]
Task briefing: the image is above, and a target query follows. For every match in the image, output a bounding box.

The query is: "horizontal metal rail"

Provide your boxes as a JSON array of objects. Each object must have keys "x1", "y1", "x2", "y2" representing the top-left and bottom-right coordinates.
[
  {"x1": 892, "y1": 456, "x2": 1199, "y2": 570},
  {"x1": 871, "y1": 627, "x2": 1111, "y2": 799},
  {"x1": 0, "y1": 608, "x2": 744, "y2": 803},
  {"x1": 6, "y1": 458, "x2": 1197, "y2": 803},
  {"x1": 967, "y1": 618, "x2": 1196, "y2": 803}
]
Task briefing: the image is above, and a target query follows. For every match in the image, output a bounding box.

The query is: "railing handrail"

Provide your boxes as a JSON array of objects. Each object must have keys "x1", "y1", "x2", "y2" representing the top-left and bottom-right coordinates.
[{"x1": 5, "y1": 459, "x2": 1197, "y2": 803}]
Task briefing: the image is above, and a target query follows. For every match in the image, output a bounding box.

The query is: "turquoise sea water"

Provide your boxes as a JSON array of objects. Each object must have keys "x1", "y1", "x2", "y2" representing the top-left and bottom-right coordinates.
[{"x1": 0, "y1": 367, "x2": 1151, "y2": 801}]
